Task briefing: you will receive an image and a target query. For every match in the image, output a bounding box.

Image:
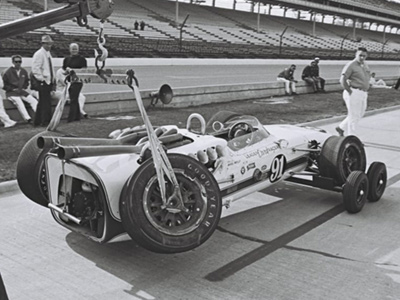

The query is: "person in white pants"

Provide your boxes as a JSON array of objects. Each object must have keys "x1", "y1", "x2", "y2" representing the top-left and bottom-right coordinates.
[
  {"x1": 0, "y1": 76, "x2": 17, "y2": 128},
  {"x1": 52, "y1": 67, "x2": 87, "y2": 117},
  {"x1": 2, "y1": 55, "x2": 37, "y2": 123},
  {"x1": 277, "y1": 64, "x2": 298, "y2": 95},
  {"x1": 337, "y1": 47, "x2": 370, "y2": 136}
]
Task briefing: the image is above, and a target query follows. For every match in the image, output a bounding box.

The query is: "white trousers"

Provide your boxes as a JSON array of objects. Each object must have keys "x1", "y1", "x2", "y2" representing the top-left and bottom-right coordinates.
[
  {"x1": 277, "y1": 77, "x2": 296, "y2": 94},
  {"x1": 52, "y1": 90, "x2": 87, "y2": 115},
  {"x1": 339, "y1": 89, "x2": 367, "y2": 136},
  {"x1": 8, "y1": 95, "x2": 37, "y2": 121},
  {"x1": 0, "y1": 95, "x2": 16, "y2": 127}
]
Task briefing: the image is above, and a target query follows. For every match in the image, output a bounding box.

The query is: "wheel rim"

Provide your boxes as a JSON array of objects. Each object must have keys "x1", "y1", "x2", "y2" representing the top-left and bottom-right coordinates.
[
  {"x1": 342, "y1": 145, "x2": 362, "y2": 177},
  {"x1": 39, "y1": 163, "x2": 49, "y2": 199},
  {"x1": 356, "y1": 179, "x2": 367, "y2": 205},
  {"x1": 375, "y1": 172, "x2": 386, "y2": 196},
  {"x1": 142, "y1": 170, "x2": 208, "y2": 236}
]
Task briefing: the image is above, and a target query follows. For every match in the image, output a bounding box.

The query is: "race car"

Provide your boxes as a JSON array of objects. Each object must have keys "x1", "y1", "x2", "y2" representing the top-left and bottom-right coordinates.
[{"x1": 16, "y1": 74, "x2": 387, "y2": 254}]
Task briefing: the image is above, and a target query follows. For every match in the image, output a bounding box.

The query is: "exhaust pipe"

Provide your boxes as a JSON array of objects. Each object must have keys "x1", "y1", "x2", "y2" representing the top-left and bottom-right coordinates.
[
  {"x1": 37, "y1": 131, "x2": 147, "y2": 149},
  {"x1": 57, "y1": 144, "x2": 143, "y2": 160}
]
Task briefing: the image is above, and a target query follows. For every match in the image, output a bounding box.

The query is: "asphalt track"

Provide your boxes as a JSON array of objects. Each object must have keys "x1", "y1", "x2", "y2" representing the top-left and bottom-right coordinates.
[
  {"x1": 1, "y1": 103, "x2": 400, "y2": 299},
  {"x1": 76, "y1": 58, "x2": 400, "y2": 92}
]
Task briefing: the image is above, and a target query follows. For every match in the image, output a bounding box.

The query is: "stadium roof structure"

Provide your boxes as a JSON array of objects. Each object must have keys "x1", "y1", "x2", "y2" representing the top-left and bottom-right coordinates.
[{"x1": 250, "y1": 0, "x2": 400, "y2": 28}]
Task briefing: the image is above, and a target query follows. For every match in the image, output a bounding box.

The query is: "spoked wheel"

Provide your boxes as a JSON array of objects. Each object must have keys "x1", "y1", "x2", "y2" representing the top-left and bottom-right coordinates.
[
  {"x1": 367, "y1": 162, "x2": 387, "y2": 202},
  {"x1": 17, "y1": 131, "x2": 64, "y2": 207},
  {"x1": 120, "y1": 153, "x2": 222, "y2": 253},
  {"x1": 342, "y1": 171, "x2": 369, "y2": 213},
  {"x1": 319, "y1": 136, "x2": 366, "y2": 185}
]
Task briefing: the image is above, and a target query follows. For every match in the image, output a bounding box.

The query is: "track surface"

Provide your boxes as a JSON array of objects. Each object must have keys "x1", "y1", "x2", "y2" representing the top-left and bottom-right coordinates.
[{"x1": 1, "y1": 104, "x2": 400, "y2": 300}]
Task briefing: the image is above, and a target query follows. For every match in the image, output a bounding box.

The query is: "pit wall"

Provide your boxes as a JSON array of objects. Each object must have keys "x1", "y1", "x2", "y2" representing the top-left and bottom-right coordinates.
[{"x1": 3, "y1": 77, "x2": 398, "y2": 121}]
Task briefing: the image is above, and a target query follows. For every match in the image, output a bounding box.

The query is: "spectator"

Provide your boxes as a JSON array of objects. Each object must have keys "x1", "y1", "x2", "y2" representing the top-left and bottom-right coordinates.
[
  {"x1": 336, "y1": 47, "x2": 370, "y2": 137},
  {"x1": 277, "y1": 64, "x2": 298, "y2": 95},
  {"x1": 31, "y1": 35, "x2": 55, "y2": 127},
  {"x1": 302, "y1": 61, "x2": 319, "y2": 93},
  {"x1": 63, "y1": 43, "x2": 87, "y2": 69},
  {"x1": 311, "y1": 57, "x2": 326, "y2": 92},
  {"x1": 2, "y1": 55, "x2": 37, "y2": 123},
  {"x1": 53, "y1": 67, "x2": 84, "y2": 122},
  {"x1": 61, "y1": 43, "x2": 88, "y2": 118},
  {"x1": 0, "y1": 76, "x2": 17, "y2": 128},
  {"x1": 369, "y1": 72, "x2": 391, "y2": 89},
  {"x1": 140, "y1": 20, "x2": 145, "y2": 31},
  {"x1": 134, "y1": 20, "x2": 139, "y2": 30}
]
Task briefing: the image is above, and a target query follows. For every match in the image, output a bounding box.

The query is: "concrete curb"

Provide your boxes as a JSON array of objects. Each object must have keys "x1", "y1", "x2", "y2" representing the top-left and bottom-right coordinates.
[{"x1": 1, "y1": 105, "x2": 400, "y2": 196}]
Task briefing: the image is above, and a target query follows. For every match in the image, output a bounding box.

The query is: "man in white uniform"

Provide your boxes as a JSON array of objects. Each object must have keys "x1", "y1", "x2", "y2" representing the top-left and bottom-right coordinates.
[{"x1": 336, "y1": 47, "x2": 370, "y2": 136}]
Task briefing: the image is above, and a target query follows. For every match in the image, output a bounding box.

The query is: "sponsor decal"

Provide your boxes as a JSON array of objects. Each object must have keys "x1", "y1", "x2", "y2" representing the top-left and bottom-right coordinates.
[
  {"x1": 241, "y1": 167, "x2": 246, "y2": 174},
  {"x1": 244, "y1": 144, "x2": 280, "y2": 159}
]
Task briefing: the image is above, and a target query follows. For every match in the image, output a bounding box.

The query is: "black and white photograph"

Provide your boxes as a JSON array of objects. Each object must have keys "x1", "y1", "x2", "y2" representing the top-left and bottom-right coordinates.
[{"x1": 1, "y1": 0, "x2": 400, "y2": 299}]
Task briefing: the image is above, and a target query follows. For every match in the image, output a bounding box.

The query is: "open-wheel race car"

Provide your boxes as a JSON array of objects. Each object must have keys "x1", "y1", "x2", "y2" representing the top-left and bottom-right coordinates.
[{"x1": 16, "y1": 71, "x2": 387, "y2": 254}]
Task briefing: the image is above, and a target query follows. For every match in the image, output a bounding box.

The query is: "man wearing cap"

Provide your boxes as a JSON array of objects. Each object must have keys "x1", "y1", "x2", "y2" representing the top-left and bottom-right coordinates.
[
  {"x1": 336, "y1": 47, "x2": 370, "y2": 136},
  {"x1": 31, "y1": 35, "x2": 55, "y2": 126},
  {"x1": 2, "y1": 55, "x2": 37, "y2": 123},
  {"x1": 311, "y1": 57, "x2": 325, "y2": 92}
]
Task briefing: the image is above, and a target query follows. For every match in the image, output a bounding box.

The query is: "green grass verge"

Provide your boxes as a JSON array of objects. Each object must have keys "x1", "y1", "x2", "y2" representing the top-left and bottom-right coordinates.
[{"x1": 1, "y1": 88, "x2": 399, "y2": 182}]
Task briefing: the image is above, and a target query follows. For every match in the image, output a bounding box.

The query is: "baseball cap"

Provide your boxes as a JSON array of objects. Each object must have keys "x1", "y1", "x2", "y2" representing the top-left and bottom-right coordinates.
[
  {"x1": 314, "y1": 57, "x2": 320, "y2": 61},
  {"x1": 41, "y1": 35, "x2": 54, "y2": 43}
]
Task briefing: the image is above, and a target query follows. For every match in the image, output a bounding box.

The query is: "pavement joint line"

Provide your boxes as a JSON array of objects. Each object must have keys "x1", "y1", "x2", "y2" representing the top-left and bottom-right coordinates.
[{"x1": 1, "y1": 105, "x2": 400, "y2": 196}]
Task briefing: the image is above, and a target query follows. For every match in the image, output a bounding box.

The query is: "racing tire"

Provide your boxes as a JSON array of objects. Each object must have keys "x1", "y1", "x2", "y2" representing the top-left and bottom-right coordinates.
[
  {"x1": 319, "y1": 135, "x2": 366, "y2": 185},
  {"x1": 367, "y1": 162, "x2": 387, "y2": 202},
  {"x1": 342, "y1": 171, "x2": 369, "y2": 214},
  {"x1": 16, "y1": 131, "x2": 64, "y2": 207},
  {"x1": 120, "y1": 153, "x2": 222, "y2": 253}
]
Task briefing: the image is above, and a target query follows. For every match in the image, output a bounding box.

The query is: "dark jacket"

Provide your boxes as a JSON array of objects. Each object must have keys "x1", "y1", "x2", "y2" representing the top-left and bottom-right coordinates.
[
  {"x1": 63, "y1": 55, "x2": 87, "y2": 69},
  {"x1": 302, "y1": 65, "x2": 313, "y2": 79},
  {"x1": 2, "y1": 67, "x2": 30, "y2": 97},
  {"x1": 278, "y1": 68, "x2": 294, "y2": 80},
  {"x1": 310, "y1": 64, "x2": 320, "y2": 77}
]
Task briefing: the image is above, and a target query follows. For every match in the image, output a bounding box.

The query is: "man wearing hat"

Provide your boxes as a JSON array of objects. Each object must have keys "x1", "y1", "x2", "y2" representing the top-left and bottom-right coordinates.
[
  {"x1": 311, "y1": 57, "x2": 326, "y2": 92},
  {"x1": 31, "y1": 34, "x2": 55, "y2": 126}
]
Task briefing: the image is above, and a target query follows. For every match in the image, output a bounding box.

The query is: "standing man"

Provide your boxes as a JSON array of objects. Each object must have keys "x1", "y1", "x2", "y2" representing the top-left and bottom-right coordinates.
[
  {"x1": 336, "y1": 47, "x2": 370, "y2": 137},
  {"x1": 62, "y1": 43, "x2": 88, "y2": 118},
  {"x1": 2, "y1": 55, "x2": 37, "y2": 123},
  {"x1": 311, "y1": 57, "x2": 326, "y2": 92},
  {"x1": 277, "y1": 64, "x2": 298, "y2": 95},
  {"x1": 32, "y1": 35, "x2": 55, "y2": 127}
]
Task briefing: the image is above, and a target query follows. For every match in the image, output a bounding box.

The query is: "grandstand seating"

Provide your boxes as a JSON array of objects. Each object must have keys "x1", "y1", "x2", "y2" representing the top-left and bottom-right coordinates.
[{"x1": 0, "y1": 0, "x2": 400, "y2": 60}]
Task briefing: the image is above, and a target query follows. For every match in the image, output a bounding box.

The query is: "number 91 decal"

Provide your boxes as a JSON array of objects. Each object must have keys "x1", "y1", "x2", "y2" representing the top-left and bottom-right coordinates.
[{"x1": 269, "y1": 154, "x2": 287, "y2": 182}]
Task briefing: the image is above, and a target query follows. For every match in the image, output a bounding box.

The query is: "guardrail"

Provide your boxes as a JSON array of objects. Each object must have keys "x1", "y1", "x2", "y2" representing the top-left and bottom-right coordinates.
[{"x1": 4, "y1": 76, "x2": 398, "y2": 121}]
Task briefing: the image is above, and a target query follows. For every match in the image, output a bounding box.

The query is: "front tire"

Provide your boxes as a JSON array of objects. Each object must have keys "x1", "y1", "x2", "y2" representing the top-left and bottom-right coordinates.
[
  {"x1": 319, "y1": 135, "x2": 366, "y2": 185},
  {"x1": 120, "y1": 153, "x2": 222, "y2": 253},
  {"x1": 367, "y1": 162, "x2": 387, "y2": 202},
  {"x1": 16, "y1": 131, "x2": 64, "y2": 207},
  {"x1": 342, "y1": 171, "x2": 369, "y2": 213}
]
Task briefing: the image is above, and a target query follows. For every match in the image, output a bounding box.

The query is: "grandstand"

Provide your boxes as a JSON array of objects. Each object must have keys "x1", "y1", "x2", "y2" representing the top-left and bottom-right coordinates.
[{"x1": 0, "y1": 0, "x2": 400, "y2": 60}]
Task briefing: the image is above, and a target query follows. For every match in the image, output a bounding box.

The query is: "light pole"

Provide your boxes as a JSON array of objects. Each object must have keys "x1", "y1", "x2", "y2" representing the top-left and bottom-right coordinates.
[
  {"x1": 382, "y1": 39, "x2": 390, "y2": 59},
  {"x1": 279, "y1": 26, "x2": 288, "y2": 57},
  {"x1": 340, "y1": 33, "x2": 349, "y2": 58},
  {"x1": 175, "y1": 0, "x2": 179, "y2": 26}
]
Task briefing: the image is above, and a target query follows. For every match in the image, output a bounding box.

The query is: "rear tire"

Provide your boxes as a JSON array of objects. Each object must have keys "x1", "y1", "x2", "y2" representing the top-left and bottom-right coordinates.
[
  {"x1": 17, "y1": 131, "x2": 64, "y2": 207},
  {"x1": 342, "y1": 171, "x2": 369, "y2": 214},
  {"x1": 120, "y1": 153, "x2": 222, "y2": 253},
  {"x1": 319, "y1": 135, "x2": 366, "y2": 185},
  {"x1": 367, "y1": 162, "x2": 387, "y2": 202}
]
